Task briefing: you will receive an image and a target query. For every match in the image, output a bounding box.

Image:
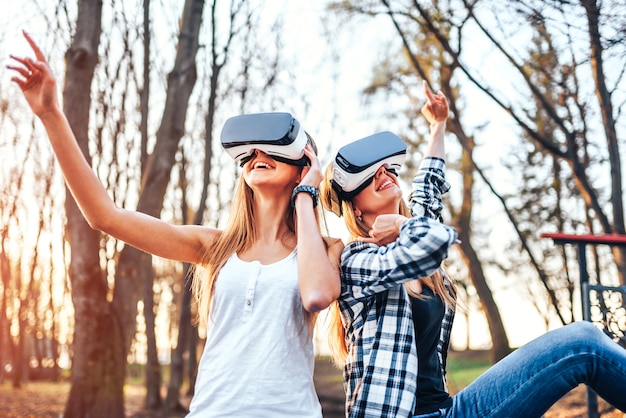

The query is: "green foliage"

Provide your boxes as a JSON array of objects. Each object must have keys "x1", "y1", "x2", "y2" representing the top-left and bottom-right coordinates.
[{"x1": 446, "y1": 350, "x2": 492, "y2": 394}]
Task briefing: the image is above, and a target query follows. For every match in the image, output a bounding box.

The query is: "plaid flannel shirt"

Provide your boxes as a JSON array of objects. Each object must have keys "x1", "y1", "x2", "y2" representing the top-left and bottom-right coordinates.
[{"x1": 338, "y1": 157, "x2": 458, "y2": 418}]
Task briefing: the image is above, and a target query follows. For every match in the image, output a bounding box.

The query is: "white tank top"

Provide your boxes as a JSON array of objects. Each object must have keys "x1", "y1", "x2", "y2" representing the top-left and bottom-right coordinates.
[{"x1": 186, "y1": 249, "x2": 322, "y2": 418}]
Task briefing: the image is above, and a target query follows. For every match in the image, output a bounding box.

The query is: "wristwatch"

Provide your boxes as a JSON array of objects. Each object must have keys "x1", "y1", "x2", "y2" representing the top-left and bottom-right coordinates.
[{"x1": 291, "y1": 185, "x2": 319, "y2": 208}]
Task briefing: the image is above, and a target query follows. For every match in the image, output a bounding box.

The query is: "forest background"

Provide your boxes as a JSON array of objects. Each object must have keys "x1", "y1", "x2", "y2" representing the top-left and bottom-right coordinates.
[{"x1": 0, "y1": 0, "x2": 625, "y2": 417}]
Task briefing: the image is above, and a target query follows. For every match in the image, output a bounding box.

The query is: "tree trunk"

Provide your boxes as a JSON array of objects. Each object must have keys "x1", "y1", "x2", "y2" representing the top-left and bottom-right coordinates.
[
  {"x1": 139, "y1": 0, "x2": 162, "y2": 409},
  {"x1": 165, "y1": 263, "x2": 194, "y2": 412},
  {"x1": 188, "y1": 328, "x2": 199, "y2": 397},
  {"x1": 111, "y1": 0, "x2": 205, "y2": 411},
  {"x1": 581, "y1": 0, "x2": 626, "y2": 284},
  {"x1": 143, "y1": 259, "x2": 161, "y2": 410},
  {"x1": 0, "y1": 233, "x2": 11, "y2": 384},
  {"x1": 453, "y1": 119, "x2": 512, "y2": 362},
  {"x1": 61, "y1": 1, "x2": 126, "y2": 417},
  {"x1": 14, "y1": 268, "x2": 24, "y2": 388}
]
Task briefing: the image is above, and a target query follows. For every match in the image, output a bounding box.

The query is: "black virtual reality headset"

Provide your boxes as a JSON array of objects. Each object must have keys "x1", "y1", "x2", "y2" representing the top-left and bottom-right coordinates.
[
  {"x1": 220, "y1": 112, "x2": 310, "y2": 166},
  {"x1": 331, "y1": 131, "x2": 407, "y2": 199}
]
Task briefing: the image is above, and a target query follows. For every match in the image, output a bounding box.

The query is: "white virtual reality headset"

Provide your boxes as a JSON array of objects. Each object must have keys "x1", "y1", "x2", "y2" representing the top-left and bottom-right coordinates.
[
  {"x1": 331, "y1": 131, "x2": 407, "y2": 199},
  {"x1": 220, "y1": 112, "x2": 310, "y2": 166}
]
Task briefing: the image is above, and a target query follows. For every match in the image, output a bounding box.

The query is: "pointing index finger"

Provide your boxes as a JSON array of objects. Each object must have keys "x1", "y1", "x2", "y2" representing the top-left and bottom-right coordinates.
[
  {"x1": 423, "y1": 80, "x2": 437, "y2": 103},
  {"x1": 22, "y1": 30, "x2": 46, "y2": 62}
]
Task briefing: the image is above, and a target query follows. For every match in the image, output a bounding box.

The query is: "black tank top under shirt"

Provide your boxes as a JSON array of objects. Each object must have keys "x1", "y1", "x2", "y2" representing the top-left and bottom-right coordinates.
[{"x1": 410, "y1": 286, "x2": 453, "y2": 415}]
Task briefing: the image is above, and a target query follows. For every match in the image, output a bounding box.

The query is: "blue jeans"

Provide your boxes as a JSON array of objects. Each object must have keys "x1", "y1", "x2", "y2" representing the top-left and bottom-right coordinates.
[{"x1": 415, "y1": 321, "x2": 626, "y2": 418}]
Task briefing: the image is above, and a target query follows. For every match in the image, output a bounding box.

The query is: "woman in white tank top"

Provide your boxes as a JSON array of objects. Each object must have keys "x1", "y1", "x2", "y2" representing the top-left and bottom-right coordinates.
[{"x1": 10, "y1": 32, "x2": 343, "y2": 418}]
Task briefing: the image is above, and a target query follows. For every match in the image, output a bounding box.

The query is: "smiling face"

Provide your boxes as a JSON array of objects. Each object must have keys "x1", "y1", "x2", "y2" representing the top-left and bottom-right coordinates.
[
  {"x1": 242, "y1": 150, "x2": 302, "y2": 192},
  {"x1": 351, "y1": 165, "x2": 403, "y2": 219}
]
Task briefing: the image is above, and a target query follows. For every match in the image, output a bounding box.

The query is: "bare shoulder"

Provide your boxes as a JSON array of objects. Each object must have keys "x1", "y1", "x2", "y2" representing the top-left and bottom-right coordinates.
[
  {"x1": 165, "y1": 223, "x2": 222, "y2": 264},
  {"x1": 186, "y1": 224, "x2": 221, "y2": 248}
]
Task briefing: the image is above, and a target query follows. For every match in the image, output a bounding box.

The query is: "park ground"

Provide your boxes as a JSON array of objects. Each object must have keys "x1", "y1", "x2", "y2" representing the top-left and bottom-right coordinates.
[{"x1": 0, "y1": 351, "x2": 623, "y2": 418}]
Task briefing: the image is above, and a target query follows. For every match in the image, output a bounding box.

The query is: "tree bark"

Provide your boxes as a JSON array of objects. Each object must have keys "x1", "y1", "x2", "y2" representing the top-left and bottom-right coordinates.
[
  {"x1": 138, "y1": 0, "x2": 162, "y2": 410},
  {"x1": 447, "y1": 91, "x2": 512, "y2": 362},
  {"x1": 61, "y1": 1, "x2": 127, "y2": 417},
  {"x1": 143, "y1": 260, "x2": 161, "y2": 410},
  {"x1": 111, "y1": 0, "x2": 205, "y2": 410},
  {"x1": 165, "y1": 264, "x2": 194, "y2": 412},
  {"x1": 581, "y1": 0, "x2": 626, "y2": 285},
  {"x1": 113, "y1": 0, "x2": 204, "y2": 354},
  {"x1": 1, "y1": 204, "x2": 16, "y2": 386}
]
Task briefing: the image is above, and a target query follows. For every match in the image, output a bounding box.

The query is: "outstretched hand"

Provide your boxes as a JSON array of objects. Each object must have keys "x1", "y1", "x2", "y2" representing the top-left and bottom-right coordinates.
[
  {"x1": 7, "y1": 31, "x2": 60, "y2": 118},
  {"x1": 420, "y1": 80, "x2": 449, "y2": 124}
]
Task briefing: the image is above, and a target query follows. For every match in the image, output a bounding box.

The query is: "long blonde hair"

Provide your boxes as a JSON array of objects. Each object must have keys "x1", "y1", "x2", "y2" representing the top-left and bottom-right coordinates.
[
  {"x1": 192, "y1": 140, "x2": 321, "y2": 332},
  {"x1": 319, "y1": 163, "x2": 456, "y2": 366}
]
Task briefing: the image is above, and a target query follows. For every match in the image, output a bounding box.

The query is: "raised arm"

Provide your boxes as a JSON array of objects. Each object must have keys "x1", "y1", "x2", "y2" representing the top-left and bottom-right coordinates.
[
  {"x1": 420, "y1": 79, "x2": 449, "y2": 159},
  {"x1": 294, "y1": 146, "x2": 342, "y2": 312},
  {"x1": 409, "y1": 81, "x2": 451, "y2": 221},
  {"x1": 360, "y1": 80, "x2": 451, "y2": 244},
  {"x1": 8, "y1": 31, "x2": 215, "y2": 264}
]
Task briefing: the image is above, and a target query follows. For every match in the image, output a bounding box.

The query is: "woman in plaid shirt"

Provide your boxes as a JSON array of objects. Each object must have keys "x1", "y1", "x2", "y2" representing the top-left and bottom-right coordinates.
[{"x1": 320, "y1": 81, "x2": 626, "y2": 417}]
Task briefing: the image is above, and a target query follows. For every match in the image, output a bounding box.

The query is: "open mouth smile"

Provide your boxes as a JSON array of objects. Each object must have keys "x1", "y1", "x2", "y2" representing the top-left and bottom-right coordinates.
[
  {"x1": 376, "y1": 179, "x2": 394, "y2": 191},
  {"x1": 252, "y1": 161, "x2": 274, "y2": 170}
]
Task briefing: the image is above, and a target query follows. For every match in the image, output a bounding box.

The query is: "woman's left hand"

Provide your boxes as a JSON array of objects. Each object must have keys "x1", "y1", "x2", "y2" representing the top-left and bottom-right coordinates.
[{"x1": 298, "y1": 144, "x2": 322, "y2": 187}]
